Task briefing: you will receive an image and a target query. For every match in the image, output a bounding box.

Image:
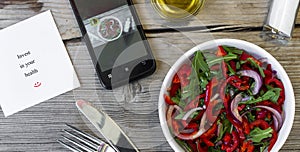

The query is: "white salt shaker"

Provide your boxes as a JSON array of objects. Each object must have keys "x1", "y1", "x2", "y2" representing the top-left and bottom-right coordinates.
[{"x1": 261, "y1": 0, "x2": 300, "y2": 44}]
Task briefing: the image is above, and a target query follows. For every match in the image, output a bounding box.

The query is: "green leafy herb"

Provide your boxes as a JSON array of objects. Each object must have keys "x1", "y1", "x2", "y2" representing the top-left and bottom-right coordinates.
[
  {"x1": 210, "y1": 70, "x2": 222, "y2": 79},
  {"x1": 182, "y1": 51, "x2": 210, "y2": 100},
  {"x1": 259, "y1": 142, "x2": 269, "y2": 152},
  {"x1": 182, "y1": 76, "x2": 201, "y2": 100},
  {"x1": 222, "y1": 46, "x2": 243, "y2": 55},
  {"x1": 175, "y1": 112, "x2": 185, "y2": 120},
  {"x1": 216, "y1": 119, "x2": 231, "y2": 141},
  {"x1": 206, "y1": 53, "x2": 238, "y2": 67},
  {"x1": 171, "y1": 97, "x2": 186, "y2": 108},
  {"x1": 247, "y1": 58, "x2": 265, "y2": 78},
  {"x1": 175, "y1": 138, "x2": 192, "y2": 152},
  {"x1": 249, "y1": 127, "x2": 273, "y2": 143},
  {"x1": 266, "y1": 86, "x2": 282, "y2": 103},
  {"x1": 246, "y1": 110, "x2": 256, "y2": 122},
  {"x1": 224, "y1": 52, "x2": 238, "y2": 62},
  {"x1": 236, "y1": 61, "x2": 241, "y2": 70},
  {"x1": 193, "y1": 51, "x2": 210, "y2": 74},
  {"x1": 241, "y1": 87, "x2": 281, "y2": 104},
  {"x1": 198, "y1": 73, "x2": 209, "y2": 89},
  {"x1": 226, "y1": 63, "x2": 236, "y2": 76},
  {"x1": 175, "y1": 110, "x2": 201, "y2": 120}
]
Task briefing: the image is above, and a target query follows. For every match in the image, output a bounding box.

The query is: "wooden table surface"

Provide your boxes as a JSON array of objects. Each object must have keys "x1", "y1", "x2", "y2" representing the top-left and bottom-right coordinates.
[{"x1": 0, "y1": 0, "x2": 299, "y2": 151}]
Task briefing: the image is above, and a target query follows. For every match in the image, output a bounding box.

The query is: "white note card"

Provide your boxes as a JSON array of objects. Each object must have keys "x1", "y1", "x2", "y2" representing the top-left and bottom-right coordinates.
[{"x1": 0, "y1": 10, "x2": 80, "y2": 117}]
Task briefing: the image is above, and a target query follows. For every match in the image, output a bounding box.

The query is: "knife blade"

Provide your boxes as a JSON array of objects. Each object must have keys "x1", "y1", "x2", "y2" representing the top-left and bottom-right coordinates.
[{"x1": 76, "y1": 100, "x2": 139, "y2": 152}]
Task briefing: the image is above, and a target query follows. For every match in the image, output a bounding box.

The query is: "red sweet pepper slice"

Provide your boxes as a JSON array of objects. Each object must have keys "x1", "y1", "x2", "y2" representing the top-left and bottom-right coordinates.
[
  {"x1": 229, "y1": 60, "x2": 237, "y2": 72},
  {"x1": 247, "y1": 143, "x2": 255, "y2": 152},
  {"x1": 263, "y1": 69, "x2": 273, "y2": 80},
  {"x1": 268, "y1": 127, "x2": 278, "y2": 152},
  {"x1": 172, "y1": 119, "x2": 205, "y2": 141},
  {"x1": 219, "y1": 80, "x2": 227, "y2": 105},
  {"x1": 201, "y1": 121, "x2": 218, "y2": 138},
  {"x1": 177, "y1": 64, "x2": 192, "y2": 87},
  {"x1": 172, "y1": 74, "x2": 180, "y2": 83},
  {"x1": 250, "y1": 119, "x2": 269, "y2": 130},
  {"x1": 256, "y1": 108, "x2": 268, "y2": 120},
  {"x1": 184, "y1": 93, "x2": 205, "y2": 111},
  {"x1": 181, "y1": 122, "x2": 198, "y2": 133},
  {"x1": 216, "y1": 46, "x2": 227, "y2": 57},
  {"x1": 221, "y1": 133, "x2": 231, "y2": 150},
  {"x1": 241, "y1": 63, "x2": 252, "y2": 70},
  {"x1": 235, "y1": 125, "x2": 246, "y2": 140},
  {"x1": 227, "y1": 75, "x2": 250, "y2": 91},
  {"x1": 186, "y1": 140, "x2": 198, "y2": 152},
  {"x1": 241, "y1": 141, "x2": 254, "y2": 152},
  {"x1": 196, "y1": 139, "x2": 208, "y2": 152},
  {"x1": 242, "y1": 117, "x2": 250, "y2": 135},
  {"x1": 172, "y1": 120, "x2": 197, "y2": 140},
  {"x1": 265, "y1": 77, "x2": 285, "y2": 106},
  {"x1": 226, "y1": 131, "x2": 239, "y2": 152},
  {"x1": 164, "y1": 94, "x2": 176, "y2": 105},
  {"x1": 204, "y1": 77, "x2": 218, "y2": 107},
  {"x1": 221, "y1": 131, "x2": 239, "y2": 152},
  {"x1": 169, "y1": 74, "x2": 181, "y2": 97},
  {"x1": 258, "y1": 100, "x2": 282, "y2": 113},
  {"x1": 215, "y1": 46, "x2": 228, "y2": 77},
  {"x1": 240, "y1": 141, "x2": 248, "y2": 152},
  {"x1": 206, "y1": 99, "x2": 220, "y2": 123},
  {"x1": 222, "y1": 61, "x2": 228, "y2": 78},
  {"x1": 202, "y1": 138, "x2": 214, "y2": 147},
  {"x1": 240, "y1": 52, "x2": 262, "y2": 66}
]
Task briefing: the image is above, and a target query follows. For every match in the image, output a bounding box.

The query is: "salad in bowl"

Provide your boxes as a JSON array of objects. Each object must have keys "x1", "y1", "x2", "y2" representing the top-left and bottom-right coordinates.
[
  {"x1": 159, "y1": 39, "x2": 294, "y2": 152},
  {"x1": 98, "y1": 16, "x2": 123, "y2": 42}
]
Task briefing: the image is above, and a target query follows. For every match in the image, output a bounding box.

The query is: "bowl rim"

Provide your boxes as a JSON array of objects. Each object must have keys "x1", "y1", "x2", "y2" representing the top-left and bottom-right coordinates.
[
  {"x1": 97, "y1": 16, "x2": 123, "y2": 42},
  {"x1": 158, "y1": 38, "x2": 295, "y2": 152}
]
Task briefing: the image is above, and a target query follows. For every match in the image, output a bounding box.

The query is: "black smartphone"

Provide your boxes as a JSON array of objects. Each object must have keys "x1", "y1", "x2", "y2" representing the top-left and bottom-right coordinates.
[{"x1": 69, "y1": 0, "x2": 156, "y2": 89}]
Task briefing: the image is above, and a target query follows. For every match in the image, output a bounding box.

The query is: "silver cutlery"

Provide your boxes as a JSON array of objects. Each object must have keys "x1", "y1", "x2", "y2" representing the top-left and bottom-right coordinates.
[
  {"x1": 76, "y1": 100, "x2": 139, "y2": 152},
  {"x1": 58, "y1": 123, "x2": 115, "y2": 152}
]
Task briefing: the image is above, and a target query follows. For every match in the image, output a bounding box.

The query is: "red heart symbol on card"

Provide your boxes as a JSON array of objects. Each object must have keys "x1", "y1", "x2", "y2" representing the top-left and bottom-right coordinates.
[{"x1": 34, "y1": 82, "x2": 42, "y2": 88}]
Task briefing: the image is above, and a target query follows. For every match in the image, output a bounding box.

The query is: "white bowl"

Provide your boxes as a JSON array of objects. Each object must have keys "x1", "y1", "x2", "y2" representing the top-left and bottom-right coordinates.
[
  {"x1": 158, "y1": 39, "x2": 295, "y2": 152},
  {"x1": 97, "y1": 16, "x2": 123, "y2": 42}
]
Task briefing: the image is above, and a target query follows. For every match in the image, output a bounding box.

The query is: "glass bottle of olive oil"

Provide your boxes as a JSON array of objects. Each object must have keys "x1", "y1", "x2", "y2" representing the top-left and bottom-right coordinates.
[{"x1": 151, "y1": 0, "x2": 205, "y2": 19}]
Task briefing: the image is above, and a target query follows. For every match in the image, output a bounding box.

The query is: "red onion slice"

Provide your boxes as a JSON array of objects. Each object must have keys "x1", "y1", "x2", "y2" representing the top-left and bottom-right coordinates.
[
  {"x1": 175, "y1": 113, "x2": 207, "y2": 140},
  {"x1": 242, "y1": 96, "x2": 251, "y2": 102},
  {"x1": 217, "y1": 123, "x2": 223, "y2": 137},
  {"x1": 255, "y1": 105, "x2": 283, "y2": 131},
  {"x1": 230, "y1": 93, "x2": 243, "y2": 123},
  {"x1": 174, "y1": 105, "x2": 183, "y2": 112},
  {"x1": 237, "y1": 70, "x2": 262, "y2": 95},
  {"x1": 182, "y1": 107, "x2": 205, "y2": 121},
  {"x1": 166, "y1": 105, "x2": 207, "y2": 140},
  {"x1": 200, "y1": 112, "x2": 207, "y2": 131},
  {"x1": 167, "y1": 105, "x2": 182, "y2": 127},
  {"x1": 167, "y1": 105, "x2": 175, "y2": 128}
]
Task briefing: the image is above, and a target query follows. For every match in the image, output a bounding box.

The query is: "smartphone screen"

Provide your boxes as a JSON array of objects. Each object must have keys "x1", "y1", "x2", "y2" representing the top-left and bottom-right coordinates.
[{"x1": 72, "y1": 0, "x2": 150, "y2": 72}]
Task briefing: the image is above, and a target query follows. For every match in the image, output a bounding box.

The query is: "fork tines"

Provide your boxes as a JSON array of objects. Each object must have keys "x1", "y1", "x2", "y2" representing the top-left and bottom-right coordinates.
[{"x1": 58, "y1": 124, "x2": 105, "y2": 152}]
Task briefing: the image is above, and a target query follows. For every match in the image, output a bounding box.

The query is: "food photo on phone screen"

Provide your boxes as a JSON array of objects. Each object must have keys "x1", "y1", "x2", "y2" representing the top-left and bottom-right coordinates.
[{"x1": 70, "y1": 0, "x2": 156, "y2": 89}]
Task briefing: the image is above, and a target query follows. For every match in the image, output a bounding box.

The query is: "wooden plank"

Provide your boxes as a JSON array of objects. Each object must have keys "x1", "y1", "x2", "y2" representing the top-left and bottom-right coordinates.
[
  {"x1": 0, "y1": 0, "x2": 300, "y2": 40},
  {"x1": 133, "y1": 0, "x2": 269, "y2": 29},
  {"x1": 0, "y1": 0, "x2": 81, "y2": 40}
]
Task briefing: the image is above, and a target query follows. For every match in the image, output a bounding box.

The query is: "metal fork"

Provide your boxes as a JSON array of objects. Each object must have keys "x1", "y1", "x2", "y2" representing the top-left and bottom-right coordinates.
[{"x1": 58, "y1": 124, "x2": 115, "y2": 152}]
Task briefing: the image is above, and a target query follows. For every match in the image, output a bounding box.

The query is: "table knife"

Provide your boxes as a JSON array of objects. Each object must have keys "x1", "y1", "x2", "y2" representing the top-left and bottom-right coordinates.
[{"x1": 76, "y1": 100, "x2": 139, "y2": 152}]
